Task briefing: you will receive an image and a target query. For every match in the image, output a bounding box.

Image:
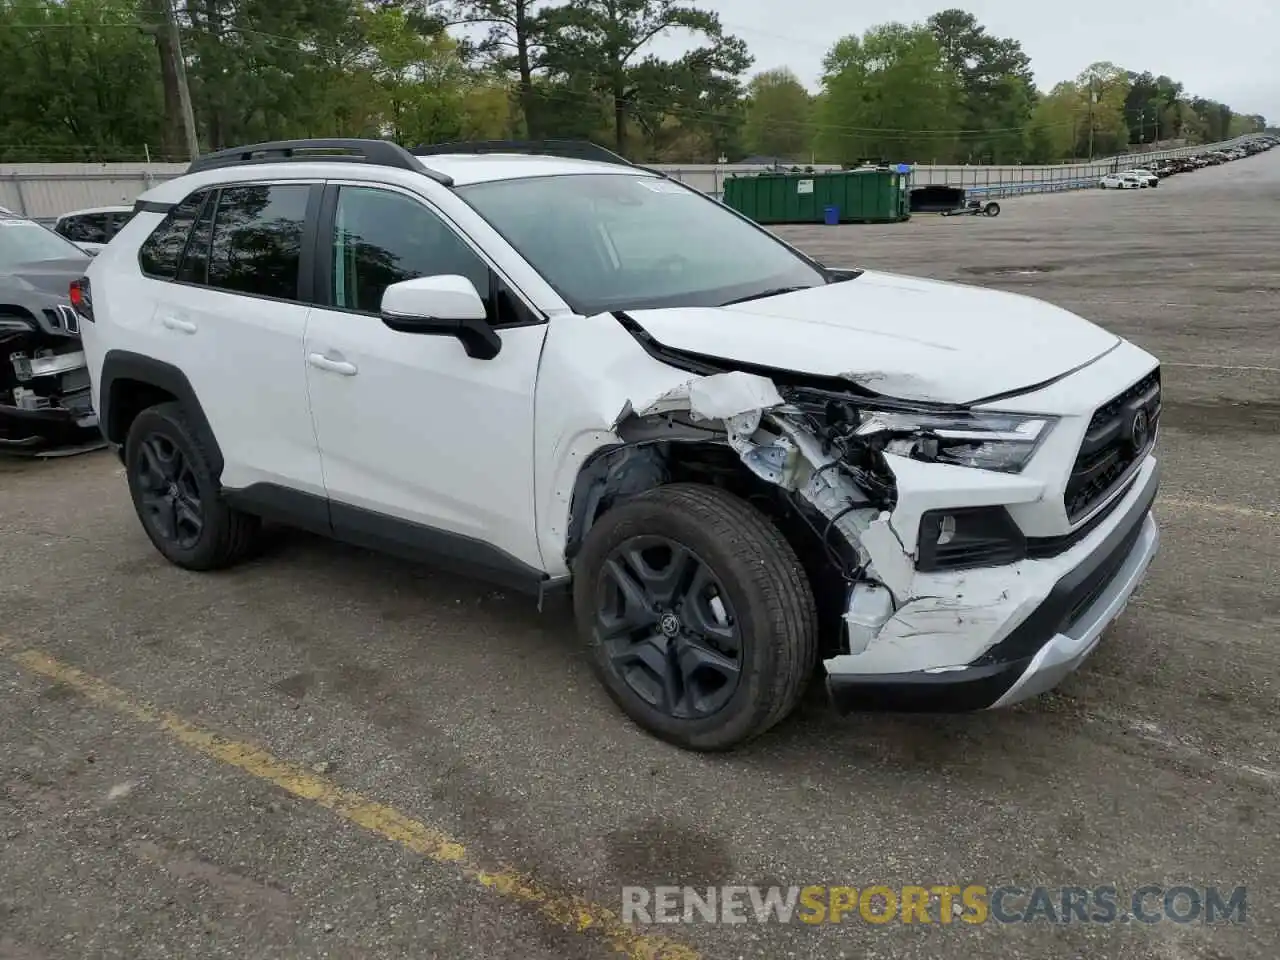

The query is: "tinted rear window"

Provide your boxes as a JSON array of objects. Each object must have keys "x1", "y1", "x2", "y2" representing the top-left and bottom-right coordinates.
[{"x1": 139, "y1": 192, "x2": 208, "y2": 279}]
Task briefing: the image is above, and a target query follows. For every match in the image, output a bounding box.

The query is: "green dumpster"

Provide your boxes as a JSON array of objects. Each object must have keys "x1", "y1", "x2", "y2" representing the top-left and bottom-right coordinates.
[{"x1": 722, "y1": 168, "x2": 910, "y2": 224}]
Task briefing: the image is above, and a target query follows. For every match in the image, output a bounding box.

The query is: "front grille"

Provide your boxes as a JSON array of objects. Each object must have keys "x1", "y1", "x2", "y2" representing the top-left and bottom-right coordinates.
[
  {"x1": 41, "y1": 304, "x2": 80, "y2": 336},
  {"x1": 1064, "y1": 368, "x2": 1161, "y2": 523}
]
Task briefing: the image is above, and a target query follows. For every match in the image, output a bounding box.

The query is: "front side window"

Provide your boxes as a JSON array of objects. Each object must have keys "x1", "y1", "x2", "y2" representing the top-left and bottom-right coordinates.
[
  {"x1": 206, "y1": 184, "x2": 309, "y2": 300},
  {"x1": 139, "y1": 191, "x2": 208, "y2": 279},
  {"x1": 330, "y1": 186, "x2": 491, "y2": 314},
  {"x1": 456, "y1": 173, "x2": 828, "y2": 314}
]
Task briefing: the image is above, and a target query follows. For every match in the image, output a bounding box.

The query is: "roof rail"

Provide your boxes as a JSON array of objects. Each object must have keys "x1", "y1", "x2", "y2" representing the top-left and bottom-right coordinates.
[
  {"x1": 411, "y1": 139, "x2": 635, "y2": 168},
  {"x1": 185, "y1": 138, "x2": 454, "y2": 186}
]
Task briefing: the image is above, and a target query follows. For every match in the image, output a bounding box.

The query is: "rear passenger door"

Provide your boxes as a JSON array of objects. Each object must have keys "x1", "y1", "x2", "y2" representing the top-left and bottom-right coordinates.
[{"x1": 138, "y1": 181, "x2": 326, "y2": 498}]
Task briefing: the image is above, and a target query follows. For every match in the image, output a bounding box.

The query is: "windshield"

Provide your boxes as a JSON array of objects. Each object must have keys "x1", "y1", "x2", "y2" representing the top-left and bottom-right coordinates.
[
  {"x1": 0, "y1": 219, "x2": 87, "y2": 270},
  {"x1": 457, "y1": 173, "x2": 828, "y2": 314}
]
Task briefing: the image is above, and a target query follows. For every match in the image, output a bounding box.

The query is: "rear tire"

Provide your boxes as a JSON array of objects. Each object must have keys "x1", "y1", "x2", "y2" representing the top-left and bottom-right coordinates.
[
  {"x1": 124, "y1": 402, "x2": 261, "y2": 571},
  {"x1": 984, "y1": 202, "x2": 1001, "y2": 217},
  {"x1": 573, "y1": 484, "x2": 818, "y2": 751}
]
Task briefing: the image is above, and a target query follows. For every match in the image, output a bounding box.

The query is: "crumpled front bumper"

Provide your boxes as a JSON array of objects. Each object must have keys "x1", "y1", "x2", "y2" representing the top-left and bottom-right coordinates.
[
  {"x1": 825, "y1": 458, "x2": 1161, "y2": 712},
  {"x1": 1, "y1": 348, "x2": 99, "y2": 450}
]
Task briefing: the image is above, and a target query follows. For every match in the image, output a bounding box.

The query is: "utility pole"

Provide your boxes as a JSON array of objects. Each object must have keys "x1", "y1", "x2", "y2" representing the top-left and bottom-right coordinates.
[
  {"x1": 162, "y1": 0, "x2": 200, "y2": 160},
  {"x1": 1087, "y1": 81, "x2": 1096, "y2": 161}
]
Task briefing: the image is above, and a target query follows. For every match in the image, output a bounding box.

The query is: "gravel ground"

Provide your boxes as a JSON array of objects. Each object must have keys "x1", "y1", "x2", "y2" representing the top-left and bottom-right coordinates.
[{"x1": 1, "y1": 151, "x2": 1277, "y2": 960}]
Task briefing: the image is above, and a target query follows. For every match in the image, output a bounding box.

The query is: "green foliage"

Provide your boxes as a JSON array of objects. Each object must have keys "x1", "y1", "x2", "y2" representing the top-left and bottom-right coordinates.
[
  {"x1": 815, "y1": 23, "x2": 962, "y2": 163},
  {"x1": 742, "y1": 68, "x2": 812, "y2": 161},
  {"x1": 926, "y1": 9, "x2": 1034, "y2": 162},
  {"x1": 0, "y1": 0, "x2": 164, "y2": 159},
  {"x1": 0, "y1": 1, "x2": 1266, "y2": 163}
]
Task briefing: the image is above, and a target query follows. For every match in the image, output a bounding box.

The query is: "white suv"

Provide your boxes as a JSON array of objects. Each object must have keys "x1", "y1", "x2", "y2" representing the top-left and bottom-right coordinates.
[{"x1": 76, "y1": 139, "x2": 1161, "y2": 751}]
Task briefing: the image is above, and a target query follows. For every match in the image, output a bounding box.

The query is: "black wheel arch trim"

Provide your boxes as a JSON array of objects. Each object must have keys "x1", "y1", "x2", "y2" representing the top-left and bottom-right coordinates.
[{"x1": 99, "y1": 350, "x2": 224, "y2": 478}]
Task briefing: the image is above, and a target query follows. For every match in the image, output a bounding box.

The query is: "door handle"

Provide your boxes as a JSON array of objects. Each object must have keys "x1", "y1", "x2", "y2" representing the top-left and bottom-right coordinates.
[
  {"x1": 308, "y1": 353, "x2": 358, "y2": 376},
  {"x1": 161, "y1": 316, "x2": 197, "y2": 334}
]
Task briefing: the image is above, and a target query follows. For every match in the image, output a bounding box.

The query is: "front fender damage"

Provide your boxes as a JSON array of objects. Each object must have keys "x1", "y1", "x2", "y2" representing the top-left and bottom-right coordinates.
[{"x1": 574, "y1": 368, "x2": 1022, "y2": 674}]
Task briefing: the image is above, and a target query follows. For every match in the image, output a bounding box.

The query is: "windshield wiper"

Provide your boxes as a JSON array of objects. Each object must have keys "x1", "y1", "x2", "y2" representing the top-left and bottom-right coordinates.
[{"x1": 718, "y1": 285, "x2": 814, "y2": 306}]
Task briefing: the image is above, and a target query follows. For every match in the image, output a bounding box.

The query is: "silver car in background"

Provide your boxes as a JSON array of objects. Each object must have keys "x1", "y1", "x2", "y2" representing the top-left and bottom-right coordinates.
[{"x1": 0, "y1": 211, "x2": 97, "y2": 450}]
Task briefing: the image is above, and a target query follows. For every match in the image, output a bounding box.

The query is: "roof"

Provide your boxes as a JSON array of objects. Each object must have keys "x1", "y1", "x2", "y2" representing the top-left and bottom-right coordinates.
[
  {"x1": 56, "y1": 205, "x2": 135, "y2": 219},
  {"x1": 137, "y1": 149, "x2": 655, "y2": 205},
  {"x1": 414, "y1": 152, "x2": 651, "y2": 186}
]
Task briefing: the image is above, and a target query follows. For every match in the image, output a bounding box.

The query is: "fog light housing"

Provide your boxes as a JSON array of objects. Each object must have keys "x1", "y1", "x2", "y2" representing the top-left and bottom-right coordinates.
[{"x1": 917, "y1": 507, "x2": 1026, "y2": 572}]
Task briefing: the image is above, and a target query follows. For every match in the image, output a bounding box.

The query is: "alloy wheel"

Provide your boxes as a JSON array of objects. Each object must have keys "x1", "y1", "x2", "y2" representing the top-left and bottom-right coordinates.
[
  {"x1": 595, "y1": 535, "x2": 743, "y2": 719},
  {"x1": 134, "y1": 434, "x2": 205, "y2": 550}
]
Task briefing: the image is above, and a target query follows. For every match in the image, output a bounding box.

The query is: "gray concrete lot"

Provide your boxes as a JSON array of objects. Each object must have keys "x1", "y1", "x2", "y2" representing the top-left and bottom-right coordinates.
[{"x1": 2, "y1": 153, "x2": 1278, "y2": 960}]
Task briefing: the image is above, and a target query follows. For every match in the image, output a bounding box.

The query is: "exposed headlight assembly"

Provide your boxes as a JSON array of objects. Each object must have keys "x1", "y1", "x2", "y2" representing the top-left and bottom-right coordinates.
[{"x1": 855, "y1": 409, "x2": 1056, "y2": 473}]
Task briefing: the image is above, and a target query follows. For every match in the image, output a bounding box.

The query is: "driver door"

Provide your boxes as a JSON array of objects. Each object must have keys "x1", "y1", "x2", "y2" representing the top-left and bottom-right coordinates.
[{"x1": 302, "y1": 182, "x2": 549, "y2": 579}]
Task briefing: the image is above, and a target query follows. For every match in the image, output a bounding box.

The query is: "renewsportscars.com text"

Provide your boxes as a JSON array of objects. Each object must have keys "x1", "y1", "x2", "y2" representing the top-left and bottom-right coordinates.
[{"x1": 621, "y1": 885, "x2": 1247, "y2": 926}]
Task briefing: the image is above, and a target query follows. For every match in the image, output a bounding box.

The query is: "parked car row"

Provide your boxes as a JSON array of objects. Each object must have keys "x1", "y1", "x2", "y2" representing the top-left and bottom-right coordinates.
[
  {"x1": 1103, "y1": 135, "x2": 1278, "y2": 188},
  {"x1": 1116, "y1": 136, "x2": 1274, "y2": 186}
]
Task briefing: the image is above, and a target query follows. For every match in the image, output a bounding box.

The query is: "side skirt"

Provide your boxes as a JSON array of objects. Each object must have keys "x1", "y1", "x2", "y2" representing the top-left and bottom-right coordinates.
[{"x1": 222, "y1": 483, "x2": 551, "y2": 597}]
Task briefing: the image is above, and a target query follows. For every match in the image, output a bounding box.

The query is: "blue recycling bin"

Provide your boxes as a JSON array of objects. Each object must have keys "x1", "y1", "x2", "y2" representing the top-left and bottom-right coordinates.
[{"x1": 823, "y1": 205, "x2": 840, "y2": 225}]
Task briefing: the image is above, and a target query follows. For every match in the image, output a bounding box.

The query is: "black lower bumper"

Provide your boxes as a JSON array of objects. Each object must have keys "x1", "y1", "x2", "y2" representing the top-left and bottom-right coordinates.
[
  {"x1": 0, "y1": 403, "x2": 99, "y2": 449},
  {"x1": 827, "y1": 464, "x2": 1159, "y2": 714}
]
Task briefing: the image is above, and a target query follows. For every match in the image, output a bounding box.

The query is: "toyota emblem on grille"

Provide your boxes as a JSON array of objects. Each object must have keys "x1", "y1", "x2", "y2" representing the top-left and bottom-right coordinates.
[{"x1": 1130, "y1": 408, "x2": 1151, "y2": 450}]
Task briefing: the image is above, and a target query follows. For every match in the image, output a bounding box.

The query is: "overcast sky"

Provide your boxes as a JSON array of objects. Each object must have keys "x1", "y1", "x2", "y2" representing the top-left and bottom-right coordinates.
[{"x1": 649, "y1": 1, "x2": 1278, "y2": 121}]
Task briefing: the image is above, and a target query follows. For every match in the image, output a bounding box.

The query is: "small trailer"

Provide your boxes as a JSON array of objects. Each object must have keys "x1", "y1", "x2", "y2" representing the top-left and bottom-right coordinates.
[
  {"x1": 941, "y1": 196, "x2": 1001, "y2": 217},
  {"x1": 909, "y1": 185, "x2": 1000, "y2": 217}
]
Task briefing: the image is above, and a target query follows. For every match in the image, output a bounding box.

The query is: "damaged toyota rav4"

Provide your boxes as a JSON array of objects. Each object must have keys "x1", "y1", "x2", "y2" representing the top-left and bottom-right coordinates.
[{"x1": 78, "y1": 139, "x2": 1161, "y2": 751}]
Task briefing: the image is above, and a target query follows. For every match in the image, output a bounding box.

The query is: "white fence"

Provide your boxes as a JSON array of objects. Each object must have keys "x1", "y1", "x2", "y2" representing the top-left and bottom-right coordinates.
[{"x1": 0, "y1": 136, "x2": 1257, "y2": 220}]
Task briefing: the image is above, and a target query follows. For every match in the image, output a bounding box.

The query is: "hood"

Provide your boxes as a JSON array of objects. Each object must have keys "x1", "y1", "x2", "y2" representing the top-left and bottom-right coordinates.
[
  {"x1": 624, "y1": 270, "x2": 1120, "y2": 405},
  {"x1": 8, "y1": 257, "x2": 91, "y2": 297}
]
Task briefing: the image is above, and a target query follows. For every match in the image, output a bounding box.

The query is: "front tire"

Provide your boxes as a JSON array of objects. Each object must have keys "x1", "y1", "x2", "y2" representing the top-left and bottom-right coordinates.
[
  {"x1": 124, "y1": 402, "x2": 261, "y2": 571},
  {"x1": 573, "y1": 484, "x2": 818, "y2": 751}
]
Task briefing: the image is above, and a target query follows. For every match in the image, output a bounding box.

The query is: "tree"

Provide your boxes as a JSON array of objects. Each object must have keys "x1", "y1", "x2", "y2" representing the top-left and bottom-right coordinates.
[
  {"x1": 447, "y1": 0, "x2": 553, "y2": 136},
  {"x1": 741, "y1": 68, "x2": 812, "y2": 160},
  {"x1": 364, "y1": 5, "x2": 470, "y2": 145},
  {"x1": 816, "y1": 23, "x2": 961, "y2": 163},
  {"x1": 1025, "y1": 81, "x2": 1079, "y2": 162},
  {"x1": 0, "y1": 0, "x2": 165, "y2": 160},
  {"x1": 926, "y1": 9, "x2": 1035, "y2": 162},
  {"x1": 1075, "y1": 61, "x2": 1129, "y2": 158},
  {"x1": 541, "y1": 0, "x2": 748, "y2": 154}
]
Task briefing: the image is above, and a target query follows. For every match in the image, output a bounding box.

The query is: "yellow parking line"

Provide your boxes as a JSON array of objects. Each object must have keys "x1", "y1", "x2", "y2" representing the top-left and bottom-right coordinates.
[{"x1": 8, "y1": 647, "x2": 698, "y2": 960}]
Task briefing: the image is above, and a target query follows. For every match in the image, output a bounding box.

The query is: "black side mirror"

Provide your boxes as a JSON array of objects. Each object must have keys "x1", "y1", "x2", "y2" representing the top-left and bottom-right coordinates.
[
  {"x1": 378, "y1": 276, "x2": 502, "y2": 360},
  {"x1": 381, "y1": 312, "x2": 502, "y2": 360}
]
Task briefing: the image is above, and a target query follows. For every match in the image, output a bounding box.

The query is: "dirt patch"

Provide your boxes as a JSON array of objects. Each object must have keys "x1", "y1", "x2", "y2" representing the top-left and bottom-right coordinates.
[
  {"x1": 1160, "y1": 397, "x2": 1280, "y2": 436},
  {"x1": 961, "y1": 264, "x2": 1061, "y2": 277}
]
